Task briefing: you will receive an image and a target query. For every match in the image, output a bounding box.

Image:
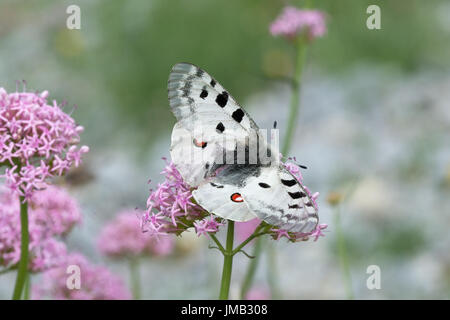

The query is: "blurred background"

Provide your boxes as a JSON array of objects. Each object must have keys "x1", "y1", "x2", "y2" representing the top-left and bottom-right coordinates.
[{"x1": 1, "y1": 0, "x2": 449, "y2": 299}]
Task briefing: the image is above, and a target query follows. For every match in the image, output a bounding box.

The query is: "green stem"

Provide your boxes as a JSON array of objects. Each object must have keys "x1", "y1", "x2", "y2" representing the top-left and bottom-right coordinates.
[
  {"x1": 218, "y1": 221, "x2": 234, "y2": 300},
  {"x1": 12, "y1": 196, "x2": 29, "y2": 300},
  {"x1": 282, "y1": 38, "x2": 308, "y2": 156},
  {"x1": 266, "y1": 242, "x2": 280, "y2": 299},
  {"x1": 268, "y1": 36, "x2": 308, "y2": 298},
  {"x1": 209, "y1": 233, "x2": 226, "y2": 254},
  {"x1": 23, "y1": 273, "x2": 30, "y2": 300},
  {"x1": 129, "y1": 258, "x2": 141, "y2": 300},
  {"x1": 240, "y1": 38, "x2": 308, "y2": 299},
  {"x1": 334, "y1": 206, "x2": 354, "y2": 299}
]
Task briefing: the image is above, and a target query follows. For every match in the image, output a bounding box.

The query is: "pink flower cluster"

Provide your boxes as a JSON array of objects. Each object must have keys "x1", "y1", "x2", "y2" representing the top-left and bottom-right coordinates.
[
  {"x1": 32, "y1": 252, "x2": 131, "y2": 300},
  {"x1": 142, "y1": 158, "x2": 219, "y2": 238},
  {"x1": 0, "y1": 87, "x2": 88, "y2": 199},
  {"x1": 0, "y1": 185, "x2": 81, "y2": 272},
  {"x1": 98, "y1": 210, "x2": 175, "y2": 259},
  {"x1": 270, "y1": 7, "x2": 326, "y2": 40}
]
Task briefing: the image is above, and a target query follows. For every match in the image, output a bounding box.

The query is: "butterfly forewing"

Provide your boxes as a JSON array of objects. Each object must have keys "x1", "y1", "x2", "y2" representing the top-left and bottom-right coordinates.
[{"x1": 168, "y1": 63, "x2": 259, "y2": 133}]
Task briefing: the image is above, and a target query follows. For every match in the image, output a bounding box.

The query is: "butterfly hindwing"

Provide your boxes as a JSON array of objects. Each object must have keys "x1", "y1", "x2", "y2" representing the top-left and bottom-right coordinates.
[
  {"x1": 192, "y1": 180, "x2": 256, "y2": 222},
  {"x1": 192, "y1": 165, "x2": 260, "y2": 222},
  {"x1": 192, "y1": 164, "x2": 318, "y2": 231},
  {"x1": 241, "y1": 166, "x2": 318, "y2": 233}
]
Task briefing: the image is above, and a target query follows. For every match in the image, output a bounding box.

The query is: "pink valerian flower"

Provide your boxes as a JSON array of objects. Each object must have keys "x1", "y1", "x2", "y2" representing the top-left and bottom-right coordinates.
[
  {"x1": 142, "y1": 159, "x2": 208, "y2": 237},
  {"x1": 28, "y1": 238, "x2": 68, "y2": 272},
  {"x1": 29, "y1": 185, "x2": 82, "y2": 237},
  {"x1": 0, "y1": 87, "x2": 89, "y2": 199},
  {"x1": 97, "y1": 210, "x2": 175, "y2": 259},
  {"x1": 270, "y1": 7, "x2": 327, "y2": 40},
  {"x1": 32, "y1": 252, "x2": 131, "y2": 300},
  {"x1": 193, "y1": 216, "x2": 224, "y2": 237},
  {"x1": 0, "y1": 186, "x2": 81, "y2": 272}
]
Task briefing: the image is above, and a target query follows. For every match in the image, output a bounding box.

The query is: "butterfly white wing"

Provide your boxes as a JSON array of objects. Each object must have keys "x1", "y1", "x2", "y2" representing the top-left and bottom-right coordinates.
[
  {"x1": 241, "y1": 166, "x2": 319, "y2": 233},
  {"x1": 168, "y1": 63, "x2": 318, "y2": 229},
  {"x1": 192, "y1": 179, "x2": 256, "y2": 222},
  {"x1": 168, "y1": 62, "x2": 259, "y2": 133},
  {"x1": 170, "y1": 122, "x2": 220, "y2": 187},
  {"x1": 193, "y1": 165, "x2": 318, "y2": 231},
  {"x1": 169, "y1": 63, "x2": 273, "y2": 187}
]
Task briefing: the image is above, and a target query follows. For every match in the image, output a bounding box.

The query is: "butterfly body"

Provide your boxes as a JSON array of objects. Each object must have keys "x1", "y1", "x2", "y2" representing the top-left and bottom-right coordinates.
[{"x1": 168, "y1": 63, "x2": 318, "y2": 233}]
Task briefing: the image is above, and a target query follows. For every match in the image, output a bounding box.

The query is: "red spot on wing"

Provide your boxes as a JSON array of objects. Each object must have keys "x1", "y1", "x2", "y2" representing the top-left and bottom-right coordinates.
[
  {"x1": 193, "y1": 138, "x2": 207, "y2": 148},
  {"x1": 231, "y1": 193, "x2": 244, "y2": 203}
]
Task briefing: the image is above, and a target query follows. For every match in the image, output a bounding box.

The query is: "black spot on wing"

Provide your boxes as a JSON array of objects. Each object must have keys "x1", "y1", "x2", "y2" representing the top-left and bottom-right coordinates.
[
  {"x1": 258, "y1": 182, "x2": 271, "y2": 188},
  {"x1": 216, "y1": 91, "x2": 228, "y2": 108},
  {"x1": 288, "y1": 204, "x2": 302, "y2": 209},
  {"x1": 216, "y1": 122, "x2": 225, "y2": 133},
  {"x1": 231, "y1": 108, "x2": 244, "y2": 123},
  {"x1": 196, "y1": 69, "x2": 204, "y2": 77},
  {"x1": 210, "y1": 79, "x2": 216, "y2": 87},
  {"x1": 306, "y1": 201, "x2": 314, "y2": 207},
  {"x1": 288, "y1": 192, "x2": 302, "y2": 199},
  {"x1": 210, "y1": 182, "x2": 224, "y2": 189},
  {"x1": 200, "y1": 89, "x2": 208, "y2": 99},
  {"x1": 281, "y1": 179, "x2": 297, "y2": 187}
]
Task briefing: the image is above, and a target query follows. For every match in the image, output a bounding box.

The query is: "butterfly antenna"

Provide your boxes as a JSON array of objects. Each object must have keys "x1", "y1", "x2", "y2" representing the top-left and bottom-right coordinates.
[
  {"x1": 284, "y1": 156, "x2": 308, "y2": 169},
  {"x1": 69, "y1": 104, "x2": 78, "y2": 116},
  {"x1": 273, "y1": 121, "x2": 277, "y2": 129}
]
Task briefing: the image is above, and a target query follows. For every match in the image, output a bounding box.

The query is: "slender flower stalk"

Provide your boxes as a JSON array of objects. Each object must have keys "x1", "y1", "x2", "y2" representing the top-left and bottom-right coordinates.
[
  {"x1": 1, "y1": 186, "x2": 81, "y2": 273},
  {"x1": 266, "y1": 242, "x2": 280, "y2": 299},
  {"x1": 241, "y1": 40, "x2": 307, "y2": 299},
  {"x1": 334, "y1": 205, "x2": 354, "y2": 299},
  {"x1": 129, "y1": 258, "x2": 141, "y2": 300},
  {"x1": 1, "y1": 185, "x2": 81, "y2": 300},
  {"x1": 23, "y1": 273, "x2": 31, "y2": 300},
  {"x1": 12, "y1": 196, "x2": 28, "y2": 300},
  {"x1": 240, "y1": 4, "x2": 327, "y2": 298},
  {"x1": 219, "y1": 221, "x2": 234, "y2": 300},
  {"x1": 282, "y1": 38, "x2": 308, "y2": 156}
]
